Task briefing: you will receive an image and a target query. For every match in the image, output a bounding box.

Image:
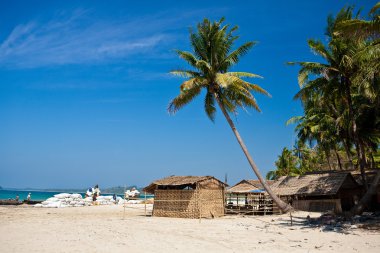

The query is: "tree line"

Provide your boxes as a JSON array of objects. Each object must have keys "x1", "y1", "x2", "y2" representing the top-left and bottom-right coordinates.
[
  {"x1": 268, "y1": 3, "x2": 379, "y2": 214},
  {"x1": 268, "y1": 5, "x2": 379, "y2": 181}
]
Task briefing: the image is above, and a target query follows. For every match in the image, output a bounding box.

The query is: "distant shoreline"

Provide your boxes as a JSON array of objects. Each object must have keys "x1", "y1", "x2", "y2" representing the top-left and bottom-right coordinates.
[
  {"x1": 1, "y1": 185, "x2": 141, "y2": 195},
  {"x1": 0, "y1": 189, "x2": 153, "y2": 201}
]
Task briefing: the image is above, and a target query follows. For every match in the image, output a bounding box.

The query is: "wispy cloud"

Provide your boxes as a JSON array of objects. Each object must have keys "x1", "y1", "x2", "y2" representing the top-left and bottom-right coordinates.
[{"x1": 0, "y1": 9, "x2": 204, "y2": 69}]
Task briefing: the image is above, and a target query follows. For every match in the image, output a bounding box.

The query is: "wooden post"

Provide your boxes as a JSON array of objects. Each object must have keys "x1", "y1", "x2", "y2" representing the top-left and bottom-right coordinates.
[
  {"x1": 236, "y1": 194, "x2": 239, "y2": 214},
  {"x1": 199, "y1": 190, "x2": 202, "y2": 223},
  {"x1": 144, "y1": 191, "x2": 147, "y2": 216},
  {"x1": 224, "y1": 192, "x2": 226, "y2": 214},
  {"x1": 123, "y1": 184, "x2": 127, "y2": 220},
  {"x1": 264, "y1": 194, "x2": 267, "y2": 216},
  {"x1": 290, "y1": 212, "x2": 293, "y2": 226},
  {"x1": 251, "y1": 195, "x2": 254, "y2": 214}
]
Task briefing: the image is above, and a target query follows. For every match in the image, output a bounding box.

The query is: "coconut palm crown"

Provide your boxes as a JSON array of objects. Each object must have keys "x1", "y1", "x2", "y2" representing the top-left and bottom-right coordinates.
[
  {"x1": 168, "y1": 18, "x2": 292, "y2": 213},
  {"x1": 168, "y1": 18, "x2": 269, "y2": 121}
]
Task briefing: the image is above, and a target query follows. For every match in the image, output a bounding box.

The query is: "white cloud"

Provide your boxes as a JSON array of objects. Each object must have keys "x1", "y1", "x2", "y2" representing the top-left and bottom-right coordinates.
[
  {"x1": 0, "y1": 10, "x2": 182, "y2": 68},
  {"x1": 0, "y1": 7, "x2": 227, "y2": 69}
]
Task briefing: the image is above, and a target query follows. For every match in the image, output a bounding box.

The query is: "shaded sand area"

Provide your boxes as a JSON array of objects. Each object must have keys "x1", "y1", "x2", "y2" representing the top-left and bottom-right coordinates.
[{"x1": 0, "y1": 204, "x2": 379, "y2": 253}]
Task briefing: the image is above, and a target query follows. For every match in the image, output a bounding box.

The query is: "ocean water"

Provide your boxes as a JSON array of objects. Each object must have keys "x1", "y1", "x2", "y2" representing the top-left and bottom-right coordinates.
[
  {"x1": 0, "y1": 189, "x2": 153, "y2": 201},
  {"x1": 0, "y1": 190, "x2": 83, "y2": 201}
]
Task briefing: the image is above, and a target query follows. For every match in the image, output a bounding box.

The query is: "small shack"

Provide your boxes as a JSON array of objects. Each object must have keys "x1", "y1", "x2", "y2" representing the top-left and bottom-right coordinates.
[
  {"x1": 271, "y1": 172, "x2": 361, "y2": 213},
  {"x1": 226, "y1": 179, "x2": 279, "y2": 215},
  {"x1": 144, "y1": 175, "x2": 227, "y2": 218}
]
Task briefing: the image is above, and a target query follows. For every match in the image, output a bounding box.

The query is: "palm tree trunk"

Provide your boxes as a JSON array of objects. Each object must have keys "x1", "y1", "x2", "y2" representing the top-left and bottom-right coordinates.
[
  {"x1": 213, "y1": 92, "x2": 292, "y2": 213},
  {"x1": 357, "y1": 141, "x2": 368, "y2": 190},
  {"x1": 325, "y1": 150, "x2": 333, "y2": 170},
  {"x1": 370, "y1": 152, "x2": 376, "y2": 169},
  {"x1": 351, "y1": 169, "x2": 380, "y2": 215},
  {"x1": 334, "y1": 148, "x2": 343, "y2": 170},
  {"x1": 344, "y1": 78, "x2": 368, "y2": 190},
  {"x1": 343, "y1": 140, "x2": 354, "y2": 169},
  {"x1": 342, "y1": 77, "x2": 375, "y2": 214}
]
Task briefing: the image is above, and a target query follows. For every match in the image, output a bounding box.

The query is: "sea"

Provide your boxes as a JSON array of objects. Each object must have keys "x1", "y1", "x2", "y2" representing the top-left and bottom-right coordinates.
[
  {"x1": 0, "y1": 189, "x2": 152, "y2": 201},
  {"x1": 0, "y1": 189, "x2": 84, "y2": 201}
]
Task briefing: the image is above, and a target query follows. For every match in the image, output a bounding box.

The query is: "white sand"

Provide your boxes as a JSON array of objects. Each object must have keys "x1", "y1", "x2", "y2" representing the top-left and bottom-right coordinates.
[{"x1": 0, "y1": 204, "x2": 379, "y2": 253}]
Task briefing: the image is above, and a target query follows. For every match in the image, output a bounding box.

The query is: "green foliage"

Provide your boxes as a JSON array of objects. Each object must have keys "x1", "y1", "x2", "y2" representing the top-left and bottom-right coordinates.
[
  {"x1": 267, "y1": 147, "x2": 299, "y2": 180},
  {"x1": 168, "y1": 18, "x2": 269, "y2": 121},
  {"x1": 266, "y1": 142, "x2": 329, "y2": 180},
  {"x1": 286, "y1": 3, "x2": 380, "y2": 174}
]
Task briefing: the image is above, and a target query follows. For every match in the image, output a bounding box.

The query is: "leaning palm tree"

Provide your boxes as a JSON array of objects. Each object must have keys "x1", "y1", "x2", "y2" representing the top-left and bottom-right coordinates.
[{"x1": 168, "y1": 18, "x2": 292, "y2": 212}]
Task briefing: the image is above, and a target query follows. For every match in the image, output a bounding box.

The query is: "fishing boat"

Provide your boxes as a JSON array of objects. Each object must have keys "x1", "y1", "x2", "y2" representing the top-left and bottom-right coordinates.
[
  {"x1": 125, "y1": 188, "x2": 140, "y2": 198},
  {"x1": 0, "y1": 199, "x2": 22, "y2": 205}
]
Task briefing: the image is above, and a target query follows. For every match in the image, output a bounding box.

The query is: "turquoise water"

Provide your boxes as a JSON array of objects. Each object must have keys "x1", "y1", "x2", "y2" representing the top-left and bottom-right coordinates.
[
  {"x1": 0, "y1": 190, "x2": 83, "y2": 201},
  {"x1": 0, "y1": 189, "x2": 153, "y2": 201}
]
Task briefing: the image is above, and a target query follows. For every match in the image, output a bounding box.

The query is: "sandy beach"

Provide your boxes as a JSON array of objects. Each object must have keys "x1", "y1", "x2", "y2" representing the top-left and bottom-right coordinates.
[{"x1": 0, "y1": 204, "x2": 379, "y2": 253}]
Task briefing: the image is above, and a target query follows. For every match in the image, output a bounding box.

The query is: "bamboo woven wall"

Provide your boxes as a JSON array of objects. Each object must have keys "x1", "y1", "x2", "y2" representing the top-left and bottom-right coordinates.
[
  {"x1": 199, "y1": 189, "x2": 225, "y2": 218},
  {"x1": 152, "y1": 189, "x2": 224, "y2": 218}
]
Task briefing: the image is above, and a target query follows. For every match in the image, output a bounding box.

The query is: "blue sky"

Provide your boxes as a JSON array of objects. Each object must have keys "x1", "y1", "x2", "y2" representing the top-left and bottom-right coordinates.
[{"x1": 0, "y1": 0, "x2": 376, "y2": 189}]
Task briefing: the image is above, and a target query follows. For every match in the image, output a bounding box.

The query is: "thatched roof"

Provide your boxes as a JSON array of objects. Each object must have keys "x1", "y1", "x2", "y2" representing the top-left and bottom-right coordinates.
[
  {"x1": 271, "y1": 172, "x2": 358, "y2": 196},
  {"x1": 143, "y1": 175, "x2": 227, "y2": 194},
  {"x1": 227, "y1": 179, "x2": 274, "y2": 193}
]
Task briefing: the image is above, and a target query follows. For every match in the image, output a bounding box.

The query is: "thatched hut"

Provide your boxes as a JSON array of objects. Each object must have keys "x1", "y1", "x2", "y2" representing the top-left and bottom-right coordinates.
[
  {"x1": 226, "y1": 180, "x2": 279, "y2": 215},
  {"x1": 271, "y1": 172, "x2": 361, "y2": 213},
  {"x1": 228, "y1": 179, "x2": 274, "y2": 193},
  {"x1": 144, "y1": 175, "x2": 227, "y2": 218}
]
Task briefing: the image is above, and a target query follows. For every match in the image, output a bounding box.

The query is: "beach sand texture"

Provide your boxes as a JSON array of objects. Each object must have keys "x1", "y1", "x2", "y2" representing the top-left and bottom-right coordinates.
[{"x1": 0, "y1": 204, "x2": 379, "y2": 253}]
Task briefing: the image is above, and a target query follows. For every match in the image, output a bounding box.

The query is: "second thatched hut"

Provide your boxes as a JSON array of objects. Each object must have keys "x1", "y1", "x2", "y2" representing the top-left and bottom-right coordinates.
[
  {"x1": 144, "y1": 175, "x2": 227, "y2": 218},
  {"x1": 270, "y1": 172, "x2": 361, "y2": 213},
  {"x1": 226, "y1": 179, "x2": 279, "y2": 215}
]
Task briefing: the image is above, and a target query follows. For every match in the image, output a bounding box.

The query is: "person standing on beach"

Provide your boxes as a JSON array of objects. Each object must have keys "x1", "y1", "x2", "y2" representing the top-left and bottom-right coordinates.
[
  {"x1": 92, "y1": 185, "x2": 100, "y2": 204},
  {"x1": 15, "y1": 195, "x2": 19, "y2": 201},
  {"x1": 27, "y1": 193, "x2": 31, "y2": 201},
  {"x1": 94, "y1": 185, "x2": 100, "y2": 196},
  {"x1": 85, "y1": 187, "x2": 93, "y2": 197}
]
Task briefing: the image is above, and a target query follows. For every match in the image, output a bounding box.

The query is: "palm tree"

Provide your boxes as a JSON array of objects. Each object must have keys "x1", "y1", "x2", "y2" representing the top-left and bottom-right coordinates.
[
  {"x1": 274, "y1": 147, "x2": 300, "y2": 176},
  {"x1": 168, "y1": 18, "x2": 292, "y2": 212},
  {"x1": 335, "y1": 2, "x2": 380, "y2": 39},
  {"x1": 289, "y1": 7, "x2": 375, "y2": 189},
  {"x1": 266, "y1": 170, "x2": 278, "y2": 180}
]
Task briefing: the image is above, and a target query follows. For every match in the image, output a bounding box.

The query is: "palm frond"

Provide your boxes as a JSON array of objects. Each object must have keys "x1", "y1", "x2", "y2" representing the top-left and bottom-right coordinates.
[
  {"x1": 180, "y1": 77, "x2": 206, "y2": 92},
  {"x1": 168, "y1": 84, "x2": 202, "y2": 114},
  {"x1": 222, "y1": 41, "x2": 256, "y2": 70},
  {"x1": 308, "y1": 39, "x2": 332, "y2": 61},
  {"x1": 216, "y1": 73, "x2": 270, "y2": 97},
  {"x1": 170, "y1": 70, "x2": 201, "y2": 78},
  {"x1": 286, "y1": 116, "x2": 304, "y2": 126},
  {"x1": 226, "y1": 72, "x2": 263, "y2": 78},
  {"x1": 370, "y1": 2, "x2": 380, "y2": 14},
  {"x1": 174, "y1": 50, "x2": 198, "y2": 69}
]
